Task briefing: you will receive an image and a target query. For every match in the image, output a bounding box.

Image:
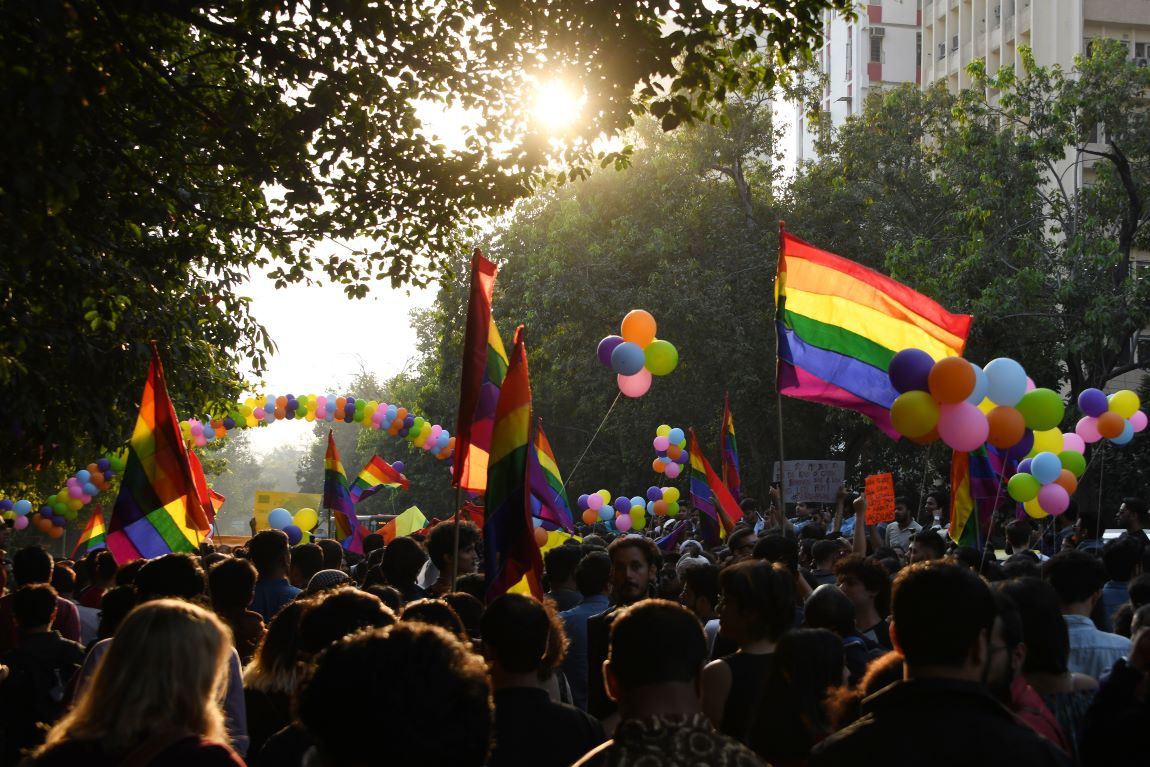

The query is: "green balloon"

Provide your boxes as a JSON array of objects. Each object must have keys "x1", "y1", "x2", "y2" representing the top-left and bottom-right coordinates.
[
  {"x1": 1007, "y1": 472, "x2": 1040, "y2": 502},
  {"x1": 1015, "y1": 388, "x2": 1065, "y2": 431},
  {"x1": 643, "y1": 340, "x2": 679, "y2": 376},
  {"x1": 1058, "y1": 450, "x2": 1087, "y2": 478}
]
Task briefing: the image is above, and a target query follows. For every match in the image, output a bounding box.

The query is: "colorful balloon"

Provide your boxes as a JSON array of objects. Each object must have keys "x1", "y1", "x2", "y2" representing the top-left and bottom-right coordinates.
[
  {"x1": 1077, "y1": 388, "x2": 1109, "y2": 418},
  {"x1": 1037, "y1": 483, "x2": 1070, "y2": 515},
  {"x1": 643, "y1": 340, "x2": 679, "y2": 376},
  {"x1": 1029, "y1": 452, "x2": 1062, "y2": 485},
  {"x1": 1096, "y1": 411, "x2": 1125, "y2": 440},
  {"x1": 1007, "y1": 473, "x2": 1040, "y2": 502},
  {"x1": 620, "y1": 310, "x2": 657, "y2": 347},
  {"x1": 611, "y1": 342, "x2": 646, "y2": 376},
  {"x1": 984, "y1": 358, "x2": 1028, "y2": 407},
  {"x1": 928, "y1": 357, "x2": 977, "y2": 404},
  {"x1": 1015, "y1": 389, "x2": 1065, "y2": 431},
  {"x1": 618, "y1": 368, "x2": 653, "y2": 398},
  {"x1": 597, "y1": 335, "x2": 624, "y2": 367},
  {"x1": 888, "y1": 349, "x2": 934, "y2": 394},
  {"x1": 937, "y1": 402, "x2": 989, "y2": 452},
  {"x1": 891, "y1": 391, "x2": 940, "y2": 439},
  {"x1": 986, "y1": 406, "x2": 1025, "y2": 449},
  {"x1": 1107, "y1": 390, "x2": 1140, "y2": 419}
]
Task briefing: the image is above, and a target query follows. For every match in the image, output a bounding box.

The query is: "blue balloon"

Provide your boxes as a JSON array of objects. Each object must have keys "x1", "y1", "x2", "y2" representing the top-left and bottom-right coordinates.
[
  {"x1": 51, "y1": 515, "x2": 66, "y2": 527},
  {"x1": 598, "y1": 506, "x2": 613, "y2": 521},
  {"x1": 1030, "y1": 452, "x2": 1062, "y2": 485},
  {"x1": 13, "y1": 499, "x2": 32, "y2": 516},
  {"x1": 268, "y1": 507, "x2": 293, "y2": 530},
  {"x1": 324, "y1": 410, "x2": 335, "y2": 422},
  {"x1": 610, "y1": 342, "x2": 646, "y2": 376},
  {"x1": 1111, "y1": 421, "x2": 1135, "y2": 445},
  {"x1": 387, "y1": 405, "x2": 397, "y2": 417},
  {"x1": 283, "y1": 524, "x2": 303, "y2": 545},
  {"x1": 667, "y1": 427, "x2": 685, "y2": 444},
  {"x1": 966, "y1": 363, "x2": 989, "y2": 405},
  {"x1": 984, "y1": 358, "x2": 1028, "y2": 406},
  {"x1": 0, "y1": 500, "x2": 11, "y2": 512},
  {"x1": 630, "y1": 496, "x2": 645, "y2": 508},
  {"x1": 76, "y1": 470, "x2": 91, "y2": 483},
  {"x1": 83, "y1": 482, "x2": 98, "y2": 496}
]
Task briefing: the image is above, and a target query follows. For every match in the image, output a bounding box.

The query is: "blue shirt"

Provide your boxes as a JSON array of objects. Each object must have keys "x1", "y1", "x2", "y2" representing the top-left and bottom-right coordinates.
[
  {"x1": 1064, "y1": 613, "x2": 1130, "y2": 679},
  {"x1": 560, "y1": 594, "x2": 610, "y2": 711},
  {"x1": 252, "y1": 578, "x2": 301, "y2": 623},
  {"x1": 1099, "y1": 581, "x2": 1129, "y2": 633}
]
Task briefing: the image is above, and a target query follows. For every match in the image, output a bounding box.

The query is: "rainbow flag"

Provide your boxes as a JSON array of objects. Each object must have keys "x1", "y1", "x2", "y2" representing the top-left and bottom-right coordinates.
[
  {"x1": 453, "y1": 251, "x2": 510, "y2": 493},
  {"x1": 687, "y1": 428, "x2": 744, "y2": 547},
  {"x1": 655, "y1": 520, "x2": 687, "y2": 554},
  {"x1": 775, "y1": 227, "x2": 972, "y2": 438},
  {"x1": 107, "y1": 346, "x2": 212, "y2": 563},
  {"x1": 950, "y1": 445, "x2": 1012, "y2": 547},
  {"x1": 720, "y1": 394, "x2": 741, "y2": 502},
  {"x1": 323, "y1": 431, "x2": 366, "y2": 554},
  {"x1": 72, "y1": 505, "x2": 107, "y2": 557},
  {"x1": 484, "y1": 326, "x2": 543, "y2": 603},
  {"x1": 528, "y1": 419, "x2": 574, "y2": 531},
  {"x1": 350, "y1": 455, "x2": 410, "y2": 503}
]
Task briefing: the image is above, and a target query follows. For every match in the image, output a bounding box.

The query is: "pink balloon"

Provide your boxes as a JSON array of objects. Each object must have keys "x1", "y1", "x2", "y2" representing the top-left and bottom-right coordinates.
[
  {"x1": 67, "y1": 485, "x2": 83, "y2": 499},
  {"x1": 1061, "y1": 433, "x2": 1086, "y2": 454},
  {"x1": 1131, "y1": 410, "x2": 1148, "y2": 433},
  {"x1": 617, "y1": 368, "x2": 653, "y2": 398},
  {"x1": 1037, "y1": 483, "x2": 1070, "y2": 515},
  {"x1": 937, "y1": 402, "x2": 989, "y2": 452},
  {"x1": 653, "y1": 435, "x2": 670, "y2": 452},
  {"x1": 615, "y1": 514, "x2": 633, "y2": 532},
  {"x1": 1075, "y1": 416, "x2": 1102, "y2": 443},
  {"x1": 253, "y1": 407, "x2": 266, "y2": 419},
  {"x1": 587, "y1": 493, "x2": 603, "y2": 511},
  {"x1": 665, "y1": 463, "x2": 682, "y2": 479},
  {"x1": 1025, "y1": 377, "x2": 1036, "y2": 392},
  {"x1": 13, "y1": 515, "x2": 28, "y2": 531}
]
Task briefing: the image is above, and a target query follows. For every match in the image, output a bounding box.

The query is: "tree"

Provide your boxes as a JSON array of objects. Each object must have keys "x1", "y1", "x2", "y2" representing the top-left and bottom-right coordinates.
[{"x1": 0, "y1": 0, "x2": 853, "y2": 482}]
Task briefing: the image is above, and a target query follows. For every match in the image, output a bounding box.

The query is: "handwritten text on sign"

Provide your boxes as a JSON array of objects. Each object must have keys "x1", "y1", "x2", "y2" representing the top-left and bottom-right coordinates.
[
  {"x1": 864, "y1": 473, "x2": 896, "y2": 524},
  {"x1": 772, "y1": 460, "x2": 845, "y2": 504}
]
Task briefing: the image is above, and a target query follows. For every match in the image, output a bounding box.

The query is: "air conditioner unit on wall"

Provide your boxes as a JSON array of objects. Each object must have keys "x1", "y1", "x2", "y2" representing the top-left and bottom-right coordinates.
[{"x1": 871, "y1": 27, "x2": 885, "y2": 37}]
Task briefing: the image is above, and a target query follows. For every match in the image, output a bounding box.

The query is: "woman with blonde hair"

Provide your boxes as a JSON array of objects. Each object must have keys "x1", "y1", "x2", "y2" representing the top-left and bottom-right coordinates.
[{"x1": 31, "y1": 599, "x2": 244, "y2": 766}]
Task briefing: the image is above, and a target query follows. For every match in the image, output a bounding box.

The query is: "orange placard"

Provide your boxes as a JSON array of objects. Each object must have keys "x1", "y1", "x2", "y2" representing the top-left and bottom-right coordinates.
[{"x1": 865, "y1": 473, "x2": 896, "y2": 524}]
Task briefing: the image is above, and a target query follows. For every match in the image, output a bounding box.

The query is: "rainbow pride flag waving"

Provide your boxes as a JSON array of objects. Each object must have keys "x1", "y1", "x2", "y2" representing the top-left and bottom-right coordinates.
[
  {"x1": 350, "y1": 455, "x2": 410, "y2": 503},
  {"x1": 72, "y1": 505, "x2": 107, "y2": 557}
]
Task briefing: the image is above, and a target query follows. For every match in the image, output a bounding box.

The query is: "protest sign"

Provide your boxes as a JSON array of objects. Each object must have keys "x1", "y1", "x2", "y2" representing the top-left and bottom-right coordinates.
[
  {"x1": 772, "y1": 460, "x2": 845, "y2": 504},
  {"x1": 864, "y1": 473, "x2": 896, "y2": 524}
]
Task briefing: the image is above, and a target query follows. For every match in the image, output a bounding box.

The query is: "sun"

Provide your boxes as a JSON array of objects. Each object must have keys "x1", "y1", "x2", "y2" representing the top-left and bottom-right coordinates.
[{"x1": 531, "y1": 78, "x2": 583, "y2": 133}]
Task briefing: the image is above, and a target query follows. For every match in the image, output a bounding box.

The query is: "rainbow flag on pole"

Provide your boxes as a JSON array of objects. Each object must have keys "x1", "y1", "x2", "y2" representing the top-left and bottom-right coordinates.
[
  {"x1": 950, "y1": 445, "x2": 1012, "y2": 546},
  {"x1": 72, "y1": 505, "x2": 107, "y2": 557},
  {"x1": 484, "y1": 326, "x2": 543, "y2": 602},
  {"x1": 687, "y1": 428, "x2": 744, "y2": 547},
  {"x1": 453, "y1": 250, "x2": 510, "y2": 493},
  {"x1": 107, "y1": 345, "x2": 212, "y2": 563},
  {"x1": 775, "y1": 227, "x2": 972, "y2": 438},
  {"x1": 350, "y1": 455, "x2": 410, "y2": 503},
  {"x1": 528, "y1": 419, "x2": 574, "y2": 531},
  {"x1": 720, "y1": 394, "x2": 741, "y2": 502},
  {"x1": 323, "y1": 431, "x2": 367, "y2": 554}
]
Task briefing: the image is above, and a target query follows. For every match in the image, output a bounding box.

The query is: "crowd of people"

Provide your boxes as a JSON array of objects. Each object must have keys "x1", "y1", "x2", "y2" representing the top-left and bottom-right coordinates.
[{"x1": 0, "y1": 488, "x2": 1146, "y2": 766}]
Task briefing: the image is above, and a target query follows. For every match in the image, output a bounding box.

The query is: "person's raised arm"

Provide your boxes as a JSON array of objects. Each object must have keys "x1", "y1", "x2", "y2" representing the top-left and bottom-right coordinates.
[
  {"x1": 769, "y1": 485, "x2": 793, "y2": 535},
  {"x1": 853, "y1": 495, "x2": 868, "y2": 556},
  {"x1": 830, "y1": 485, "x2": 846, "y2": 537}
]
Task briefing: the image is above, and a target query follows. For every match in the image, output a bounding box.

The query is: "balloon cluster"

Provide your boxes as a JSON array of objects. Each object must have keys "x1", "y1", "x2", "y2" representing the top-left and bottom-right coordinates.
[
  {"x1": 651, "y1": 425, "x2": 689, "y2": 479},
  {"x1": 1075, "y1": 388, "x2": 1146, "y2": 446},
  {"x1": 1, "y1": 452, "x2": 126, "y2": 536},
  {"x1": 179, "y1": 395, "x2": 456, "y2": 463},
  {"x1": 596, "y1": 310, "x2": 679, "y2": 398},
  {"x1": 1006, "y1": 433, "x2": 1088, "y2": 518},
  {"x1": 890, "y1": 351, "x2": 1066, "y2": 456},
  {"x1": 266, "y1": 506, "x2": 319, "y2": 545},
  {"x1": 577, "y1": 486, "x2": 682, "y2": 530}
]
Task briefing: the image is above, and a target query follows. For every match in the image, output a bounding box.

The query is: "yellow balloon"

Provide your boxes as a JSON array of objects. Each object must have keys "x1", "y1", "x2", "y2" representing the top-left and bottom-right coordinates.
[
  {"x1": 977, "y1": 397, "x2": 995, "y2": 415},
  {"x1": 656, "y1": 424, "x2": 672, "y2": 437},
  {"x1": 598, "y1": 489, "x2": 612, "y2": 505},
  {"x1": 1028, "y1": 428, "x2": 1063, "y2": 457},
  {"x1": 1109, "y1": 390, "x2": 1140, "y2": 419},
  {"x1": 294, "y1": 507, "x2": 319, "y2": 531},
  {"x1": 1023, "y1": 498, "x2": 1048, "y2": 519},
  {"x1": 663, "y1": 487, "x2": 681, "y2": 503}
]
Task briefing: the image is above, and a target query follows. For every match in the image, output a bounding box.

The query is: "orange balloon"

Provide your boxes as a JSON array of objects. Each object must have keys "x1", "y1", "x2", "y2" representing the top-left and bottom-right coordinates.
[
  {"x1": 652, "y1": 458, "x2": 666, "y2": 474},
  {"x1": 652, "y1": 500, "x2": 669, "y2": 516},
  {"x1": 1097, "y1": 411, "x2": 1125, "y2": 439},
  {"x1": 47, "y1": 526, "x2": 64, "y2": 539},
  {"x1": 986, "y1": 406, "x2": 1026, "y2": 448},
  {"x1": 666, "y1": 444, "x2": 683, "y2": 460},
  {"x1": 1054, "y1": 469, "x2": 1078, "y2": 495},
  {"x1": 909, "y1": 427, "x2": 940, "y2": 445},
  {"x1": 534, "y1": 527, "x2": 548, "y2": 547},
  {"x1": 582, "y1": 509, "x2": 598, "y2": 525},
  {"x1": 620, "y1": 310, "x2": 657, "y2": 347},
  {"x1": 928, "y1": 357, "x2": 977, "y2": 404}
]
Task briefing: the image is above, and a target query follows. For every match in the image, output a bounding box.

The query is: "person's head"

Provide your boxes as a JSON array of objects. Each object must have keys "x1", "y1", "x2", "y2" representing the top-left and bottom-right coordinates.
[
  {"x1": 401, "y1": 598, "x2": 467, "y2": 639},
  {"x1": 248, "y1": 529, "x2": 291, "y2": 578},
  {"x1": 1005, "y1": 520, "x2": 1033, "y2": 554},
  {"x1": 244, "y1": 600, "x2": 308, "y2": 694},
  {"x1": 679, "y1": 563, "x2": 720, "y2": 620},
  {"x1": 727, "y1": 527, "x2": 758, "y2": 563},
  {"x1": 298, "y1": 587, "x2": 396, "y2": 657},
  {"x1": 811, "y1": 539, "x2": 838, "y2": 570},
  {"x1": 1129, "y1": 573, "x2": 1150, "y2": 609},
  {"x1": 997, "y1": 577, "x2": 1069, "y2": 675},
  {"x1": 1102, "y1": 537, "x2": 1142, "y2": 582},
  {"x1": 84, "y1": 549, "x2": 118, "y2": 587},
  {"x1": 834, "y1": 554, "x2": 891, "y2": 618},
  {"x1": 753, "y1": 628, "x2": 845, "y2": 758},
  {"x1": 13, "y1": 584, "x2": 58, "y2": 631},
  {"x1": 427, "y1": 521, "x2": 481, "y2": 575},
  {"x1": 362, "y1": 533, "x2": 385, "y2": 559},
  {"x1": 381, "y1": 536, "x2": 428, "y2": 589},
  {"x1": 826, "y1": 650, "x2": 905, "y2": 731},
  {"x1": 1043, "y1": 549, "x2": 1106, "y2": 608},
  {"x1": 795, "y1": 502, "x2": 817, "y2": 519},
  {"x1": 1118, "y1": 497, "x2": 1149, "y2": 531},
  {"x1": 305, "y1": 568, "x2": 352, "y2": 596},
  {"x1": 455, "y1": 573, "x2": 488, "y2": 603},
  {"x1": 985, "y1": 590, "x2": 1027, "y2": 704},
  {"x1": 924, "y1": 492, "x2": 947, "y2": 521},
  {"x1": 40, "y1": 600, "x2": 231, "y2": 756},
  {"x1": 909, "y1": 530, "x2": 946, "y2": 563},
  {"x1": 207, "y1": 557, "x2": 257, "y2": 613},
  {"x1": 605, "y1": 600, "x2": 707, "y2": 706},
  {"x1": 443, "y1": 592, "x2": 485, "y2": 641},
  {"x1": 365, "y1": 584, "x2": 403, "y2": 613},
  {"x1": 13, "y1": 545, "x2": 53, "y2": 586},
  {"x1": 543, "y1": 544, "x2": 582, "y2": 589},
  {"x1": 803, "y1": 584, "x2": 856, "y2": 637},
  {"x1": 1001, "y1": 554, "x2": 1042, "y2": 580},
  {"x1": 894, "y1": 496, "x2": 911, "y2": 526},
  {"x1": 1075, "y1": 511, "x2": 1101, "y2": 541},
  {"x1": 572, "y1": 551, "x2": 611, "y2": 597},
  {"x1": 1133, "y1": 603, "x2": 1150, "y2": 635},
  {"x1": 298, "y1": 623, "x2": 492, "y2": 767},
  {"x1": 96, "y1": 585, "x2": 138, "y2": 640},
  {"x1": 753, "y1": 534, "x2": 799, "y2": 572},
  {"x1": 113, "y1": 559, "x2": 145, "y2": 586},
  {"x1": 289, "y1": 543, "x2": 325, "y2": 587},
  {"x1": 889, "y1": 561, "x2": 995, "y2": 678},
  {"x1": 135, "y1": 553, "x2": 206, "y2": 602},
  {"x1": 717, "y1": 560, "x2": 795, "y2": 645},
  {"x1": 51, "y1": 563, "x2": 76, "y2": 598},
  {"x1": 952, "y1": 546, "x2": 983, "y2": 571},
  {"x1": 679, "y1": 540, "x2": 702, "y2": 558},
  {"x1": 317, "y1": 539, "x2": 345, "y2": 571},
  {"x1": 607, "y1": 535, "x2": 660, "y2": 605},
  {"x1": 481, "y1": 593, "x2": 551, "y2": 676}
]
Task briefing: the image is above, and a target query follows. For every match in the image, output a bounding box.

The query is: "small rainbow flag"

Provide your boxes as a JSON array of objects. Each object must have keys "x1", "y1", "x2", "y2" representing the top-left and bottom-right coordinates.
[
  {"x1": 484, "y1": 325, "x2": 543, "y2": 603},
  {"x1": 350, "y1": 455, "x2": 410, "y2": 503},
  {"x1": 775, "y1": 227, "x2": 971, "y2": 438},
  {"x1": 720, "y1": 394, "x2": 741, "y2": 503},
  {"x1": 950, "y1": 445, "x2": 1012, "y2": 547},
  {"x1": 528, "y1": 419, "x2": 574, "y2": 531},
  {"x1": 323, "y1": 431, "x2": 366, "y2": 554},
  {"x1": 688, "y1": 428, "x2": 744, "y2": 547},
  {"x1": 72, "y1": 505, "x2": 107, "y2": 557}
]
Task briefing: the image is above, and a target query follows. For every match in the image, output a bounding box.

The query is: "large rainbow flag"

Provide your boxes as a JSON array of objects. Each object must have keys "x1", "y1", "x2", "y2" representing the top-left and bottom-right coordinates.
[
  {"x1": 453, "y1": 251, "x2": 510, "y2": 493},
  {"x1": 687, "y1": 428, "x2": 744, "y2": 547},
  {"x1": 107, "y1": 346, "x2": 212, "y2": 563},
  {"x1": 323, "y1": 431, "x2": 367, "y2": 554},
  {"x1": 528, "y1": 419, "x2": 574, "y2": 532},
  {"x1": 720, "y1": 394, "x2": 741, "y2": 502},
  {"x1": 72, "y1": 505, "x2": 107, "y2": 557},
  {"x1": 775, "y1": 227, "x2": 972, "y2": 438},
  {"x1": 350, "y1": 455, "x2": 410, "y2": 503},
  {"x1": 484, "y1": 326, "x2": 543, "y2": 603}
]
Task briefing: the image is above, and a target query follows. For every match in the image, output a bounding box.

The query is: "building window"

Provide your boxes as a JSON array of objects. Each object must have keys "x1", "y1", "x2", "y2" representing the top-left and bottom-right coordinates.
[
  {"x1": 939, "y1": 42, "x2": 947, "y2": 59},
  {"x1": 1137, "y1": 334, "x2": 1150, "y2": 363},
  {"x1": 871, "y1": 35, "x2": 883, "y2": 63},
  {"x1": 952, "y1": 35, "x2": 959, "y2": 52}
]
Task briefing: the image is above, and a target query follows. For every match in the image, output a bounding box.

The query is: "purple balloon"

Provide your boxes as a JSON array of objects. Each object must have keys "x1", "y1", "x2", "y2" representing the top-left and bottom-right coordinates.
[
  {"x1": 404, "y1": 413, "x2": 415, "y2": 427},
  {"x1": 1077, "y1": 388, "x2": 1108, "y2": 418},
  {"x1": 577, "y1": 493, "x2": 590, "y2": 510},
  {"x1": 597, "y1": 335, "x2": 624, "y2": 367},
  {"x1": 888, "y1": 349, "x2": 935, "y2": 394},
  {"x1": 1005, "y1": 429, "x2": 1035, "y2": 460},
  {"x1": 646, "y1": 486, "x2": 662, "y2": 502},
  {"x1": 51, "y1": 515, "x2": 66, "y2": 527},
  {"x1": 613, "y1": 497, "x2": 631, "y2": 513},
  {"x1": 39, "y1": 508, "x2": 53, "y2": 519},
  {"x1": 1017, "y1": 458, "x2": 1033, "y2": 475},
  {"x1": 674, "y1": 451, "x2": 689, "y2": 464},
  {"x1": 283, "y1": 524, "x2": 303, "y2": 545},
  {"x1": 391, "y1": 461, "x2": 405, "y2": 474},
  {"x1": 97, "y1": 458, "x2": 111, "y2": 472},
  {"x1": 0, "y1": 500, "x2": 11, "y2": 512}
]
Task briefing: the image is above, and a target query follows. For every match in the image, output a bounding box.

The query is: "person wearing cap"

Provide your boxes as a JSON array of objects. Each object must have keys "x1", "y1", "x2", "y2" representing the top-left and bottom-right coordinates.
[
  {"x1": 675, "y1": 541, "x2": 708, "y2": 580},
  {"x1": 305, "y1": 569, "x2": 352, "y2": 596}
]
